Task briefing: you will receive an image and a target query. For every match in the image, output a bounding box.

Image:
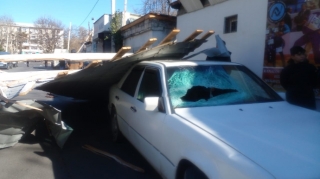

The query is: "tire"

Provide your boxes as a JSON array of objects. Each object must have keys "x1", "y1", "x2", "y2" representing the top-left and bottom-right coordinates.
[
  {"x1": 111, "y1": 109, "x2": 123, "y2": 142},
  {"x1": 183, "y1": 167, "x2": 208, "y2": 179}
]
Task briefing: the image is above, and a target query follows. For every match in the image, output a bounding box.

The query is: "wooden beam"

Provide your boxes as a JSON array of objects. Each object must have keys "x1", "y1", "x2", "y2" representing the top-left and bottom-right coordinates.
[
  {"x1": 136, "y1": 38, "x2": 157, "y2": 53},
  {"x1": 200, "y1": 30, "x2": 215, "y2": 40},
  {"x1": 158, "y1": 29, "x2": 180, "y2": 46},
  {"x1": 111, "y1": 47, "x2": 132, "y2": 61},
  {"x1": 19, "y1": 81, "x2": 35, "y2": 96},
  {"x1": 83, "y1": 60, "x2": 102, "y2": 69},
  {"x1": 183, "y1": 30, "x2": 203, "y2": 42},
  {"x1": 55, "y1": 71, "x2": 69, "y2": 79}
]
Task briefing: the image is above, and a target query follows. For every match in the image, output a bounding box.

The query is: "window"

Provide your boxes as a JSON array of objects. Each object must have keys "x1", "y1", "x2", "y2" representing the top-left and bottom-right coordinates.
[
  {"x1": 121, "y1": 66, "x2": 144, "y2": 97},
  {"x1": 224, "y1": 15, "x2": 238, "y2": 33},
  {"x1": 137, "y1": 68, "x2": 162, "y2": 102}
]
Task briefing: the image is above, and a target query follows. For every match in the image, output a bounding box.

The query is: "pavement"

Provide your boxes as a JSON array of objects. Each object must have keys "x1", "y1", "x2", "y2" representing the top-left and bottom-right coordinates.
[{"x1": 0, "y1": 90, "x2": 161, "y2": 179}]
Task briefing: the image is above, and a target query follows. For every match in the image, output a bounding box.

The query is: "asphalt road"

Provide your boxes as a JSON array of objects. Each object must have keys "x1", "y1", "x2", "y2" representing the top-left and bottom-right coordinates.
[
  {"x1": 0, "y1": 62, "x2": 162, "y2": 179},
  {"x1": 6, "y1": 61, "x2": 50, "y2": 72}
]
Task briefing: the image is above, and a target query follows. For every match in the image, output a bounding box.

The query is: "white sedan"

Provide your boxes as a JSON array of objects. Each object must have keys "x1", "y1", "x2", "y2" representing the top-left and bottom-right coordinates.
[{"x1": 108, "y1": 60, "x2": 320, "y2": 179}]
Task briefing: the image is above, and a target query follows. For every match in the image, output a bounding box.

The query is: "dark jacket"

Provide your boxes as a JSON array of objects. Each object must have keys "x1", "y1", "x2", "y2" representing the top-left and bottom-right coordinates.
[{"x1": 280, "y1": 59, "x2": 317, "y2": 109}]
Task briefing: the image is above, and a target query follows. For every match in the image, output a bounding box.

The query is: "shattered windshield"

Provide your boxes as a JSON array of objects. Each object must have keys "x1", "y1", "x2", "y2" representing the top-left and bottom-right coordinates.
[{"x1": 166, "y1": 65, "x2": 282, "y2": 108}]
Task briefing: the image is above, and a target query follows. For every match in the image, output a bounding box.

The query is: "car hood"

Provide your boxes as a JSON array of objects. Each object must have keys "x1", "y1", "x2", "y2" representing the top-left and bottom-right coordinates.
[{"x1": 175, "y1": 102, "x2": 320, "y2": 179}]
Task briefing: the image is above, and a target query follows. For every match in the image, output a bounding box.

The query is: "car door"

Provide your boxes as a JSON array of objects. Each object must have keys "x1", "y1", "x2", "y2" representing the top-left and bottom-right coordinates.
[
  {"x1": 129, "y1": 66, "x2": 167, "y2": 173},
  {"x1": 113, "y1": 65, "x2": 145, "y2": 141}
]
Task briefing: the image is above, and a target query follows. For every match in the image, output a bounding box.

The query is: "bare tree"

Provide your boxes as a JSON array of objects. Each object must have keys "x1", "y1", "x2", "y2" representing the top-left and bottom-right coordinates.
[
  {"x1": 15, "y1": 31, "x2": 28, "y2": 54},
  {"x1": 0, "y1": 15, "x2": 15, "y2": 52},
  {"x1": 34, "y1": 16, "x2": 65, "y2": 53},
  {"x1": 64, "y1": 26, "x2": 88, "y2": 52},
  {"x1": 136, "y1": 0, "x2": 177, "y2": 15}
]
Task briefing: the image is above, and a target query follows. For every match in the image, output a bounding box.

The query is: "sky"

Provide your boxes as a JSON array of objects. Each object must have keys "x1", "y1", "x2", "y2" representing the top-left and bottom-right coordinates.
[{"x1": 1, "y1": 0, "x2": 143, "y2": 28}]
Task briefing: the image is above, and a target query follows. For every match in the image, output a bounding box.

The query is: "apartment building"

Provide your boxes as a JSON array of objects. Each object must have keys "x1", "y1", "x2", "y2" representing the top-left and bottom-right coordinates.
[{"x1": 0, "y1": 22, "x2": 64, "y2": 54}]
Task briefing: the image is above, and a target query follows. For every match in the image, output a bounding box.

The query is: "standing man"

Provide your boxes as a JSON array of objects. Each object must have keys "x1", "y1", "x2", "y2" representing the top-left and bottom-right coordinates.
[
  {"x1": 280, "y1": 46, "x2": 318, "y2": 110},
  {"x1": 59, "y1": 60, "x2": 66, "y2": 70}
]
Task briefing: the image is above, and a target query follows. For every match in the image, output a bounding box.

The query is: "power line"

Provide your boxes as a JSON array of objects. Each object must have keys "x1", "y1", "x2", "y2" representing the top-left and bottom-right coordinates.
[{"x1": 79, "y1": 0, "x2": 100, "y2": 27}]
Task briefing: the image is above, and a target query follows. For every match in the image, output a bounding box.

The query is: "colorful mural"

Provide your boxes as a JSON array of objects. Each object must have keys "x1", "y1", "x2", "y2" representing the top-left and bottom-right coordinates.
[{"x1": 263, "y1": 0, "x2": 320, "y2": 97}]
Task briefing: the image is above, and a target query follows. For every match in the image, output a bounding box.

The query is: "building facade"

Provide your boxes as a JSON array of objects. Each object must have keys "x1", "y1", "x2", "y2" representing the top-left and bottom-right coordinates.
[
  {"x1": 92, "y1": 12, "x2": 141, "y2": 53},
  {"x1": 172, "y1": 0, "x2": 320, "y2": 101},
  {"x1": 120, "y1": 13, "x2": 177, "y2": 53},
  {"x1": 0, "y1": 22, "x2": 64, "y2": 54}
]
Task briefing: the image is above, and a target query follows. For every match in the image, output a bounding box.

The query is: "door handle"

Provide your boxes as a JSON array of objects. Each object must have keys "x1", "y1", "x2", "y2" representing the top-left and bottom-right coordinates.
[
  {"x1": 115, "y1": 96, "x2": 119, "y2": 100},
  {"x1": 130, "y1": 106, "x2": 137, "y2": 112}
]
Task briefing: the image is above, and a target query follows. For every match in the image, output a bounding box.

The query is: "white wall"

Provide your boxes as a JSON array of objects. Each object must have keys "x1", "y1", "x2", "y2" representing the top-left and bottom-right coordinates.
[
  {"x1": 124, "y1": 31, "x2": 153, "y2": 52},
  {"x1": 93, "y1": 14, "x2": 111, "y2": 40},
  {"x1": 176, "y1": 0, "x2": 268, "y2": 77},
  {"x1": 124, "y1": 30, "x2": 172, "y2": 53}
]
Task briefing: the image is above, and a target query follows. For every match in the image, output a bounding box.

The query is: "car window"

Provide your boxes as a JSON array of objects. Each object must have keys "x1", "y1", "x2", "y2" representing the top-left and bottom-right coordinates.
[
  {"x1": 137, "y1": 68, "x2": 162, "y2": 102},
  {"x1": 166, "y1": 65, "x2": 283, "y2": 108},
  {"x1": 121, "y1": 66, "x2": 144, "y2": 97}
]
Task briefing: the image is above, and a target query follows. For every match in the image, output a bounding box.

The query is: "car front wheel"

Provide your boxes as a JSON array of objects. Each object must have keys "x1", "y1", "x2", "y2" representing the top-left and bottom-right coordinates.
[
  {"x1": 111, "y1": 108, "x2": 123, "y2": 142},
  {"x1": 183, "y1": 167, "x2": 208, "y2": 179}
]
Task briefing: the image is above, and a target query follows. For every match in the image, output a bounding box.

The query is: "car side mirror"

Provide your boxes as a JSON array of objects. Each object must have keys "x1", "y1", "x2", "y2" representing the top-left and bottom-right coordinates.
[{"x1": 144, "y1": 97, "x2": 159, "y2": 112}]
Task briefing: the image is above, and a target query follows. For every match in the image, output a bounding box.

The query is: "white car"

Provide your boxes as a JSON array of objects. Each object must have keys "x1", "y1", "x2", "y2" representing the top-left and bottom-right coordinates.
[{"x1": 108, "y1": 60, "x2": 320, "y2": 179}]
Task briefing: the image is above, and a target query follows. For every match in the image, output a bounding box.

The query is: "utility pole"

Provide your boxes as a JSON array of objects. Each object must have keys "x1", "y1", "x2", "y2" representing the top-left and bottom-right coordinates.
[
  {"x1": 112, "y1": 0, "x2": 115, "y2": 15},
  {"x1": 6, "y1": 26, "x2": 9, "y2": 52},
  {"x1": 122, "y1": 0, "x2": 127, "y2": 26},
  {"x1": 111, "y1": 0, "x2": 116, "y2": 52},
  {"x1": 88, "y1": 21, "x2": 91, "y2": 34},
  {"x1": 10, "y1": 34, "x2": 12, "y2": 53},
  {"x1": 67, "y1": 22, "x2": 72, "y2": 51}
]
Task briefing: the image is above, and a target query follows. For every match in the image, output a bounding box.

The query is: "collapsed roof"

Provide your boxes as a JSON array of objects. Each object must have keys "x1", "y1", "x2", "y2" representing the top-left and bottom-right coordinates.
[{"x1": 37, "y1": 29, "x2": 214, "y2": 100}]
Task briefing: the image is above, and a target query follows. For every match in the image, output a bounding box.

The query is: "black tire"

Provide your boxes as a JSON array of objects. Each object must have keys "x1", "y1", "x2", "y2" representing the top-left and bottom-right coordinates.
[
  {"x1": 111, "y1": 108, "x2": 123, "y2": 142},
  {"x1": 183, "y1": 166, "x2": 208, "y2": 179}
]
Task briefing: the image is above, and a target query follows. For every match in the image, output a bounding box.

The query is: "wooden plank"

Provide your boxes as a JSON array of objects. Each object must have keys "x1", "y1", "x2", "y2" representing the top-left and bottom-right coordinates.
[
  {"x1": 200, "y1": 30, "x2": 215, "y2": 40},
  {"x1": 183, "y1": 30, "x2": 203, "y2": 42},
  {"x1": 83, "y1": 60, "x2": 102, "y2": 69},
  {"x1": 0, "y1": 53, "x2": 133, "y2": 62},
  {"x1": 0, "y1": 95, "x2": 43, "y2": 111},
  {"x1": 136, "y1": 38, "x2": 157, "y2": 53},
  {"x1": 158, "y1": 29, "x2": 180, "y2": 46},
  {"x1": 55, "y1": 71, "x2": 69, "y2": 79},
  {"x1": 111, "y1": 47, "x2": 132, "y2": 61},
  {"x1": 19, "y1": 81, "x2": 36, "y2": 96}
]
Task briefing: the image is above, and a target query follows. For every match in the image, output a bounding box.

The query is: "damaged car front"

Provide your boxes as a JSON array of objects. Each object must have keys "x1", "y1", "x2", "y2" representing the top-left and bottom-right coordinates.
[{"x1": 108, "y1": 60, "x2": 320, "y2": 179}]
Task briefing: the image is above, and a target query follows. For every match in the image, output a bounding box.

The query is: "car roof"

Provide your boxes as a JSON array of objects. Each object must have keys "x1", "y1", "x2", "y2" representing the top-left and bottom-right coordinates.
[{"x1": 138, "y1": 60, "x2": 241, "y2": 67}]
